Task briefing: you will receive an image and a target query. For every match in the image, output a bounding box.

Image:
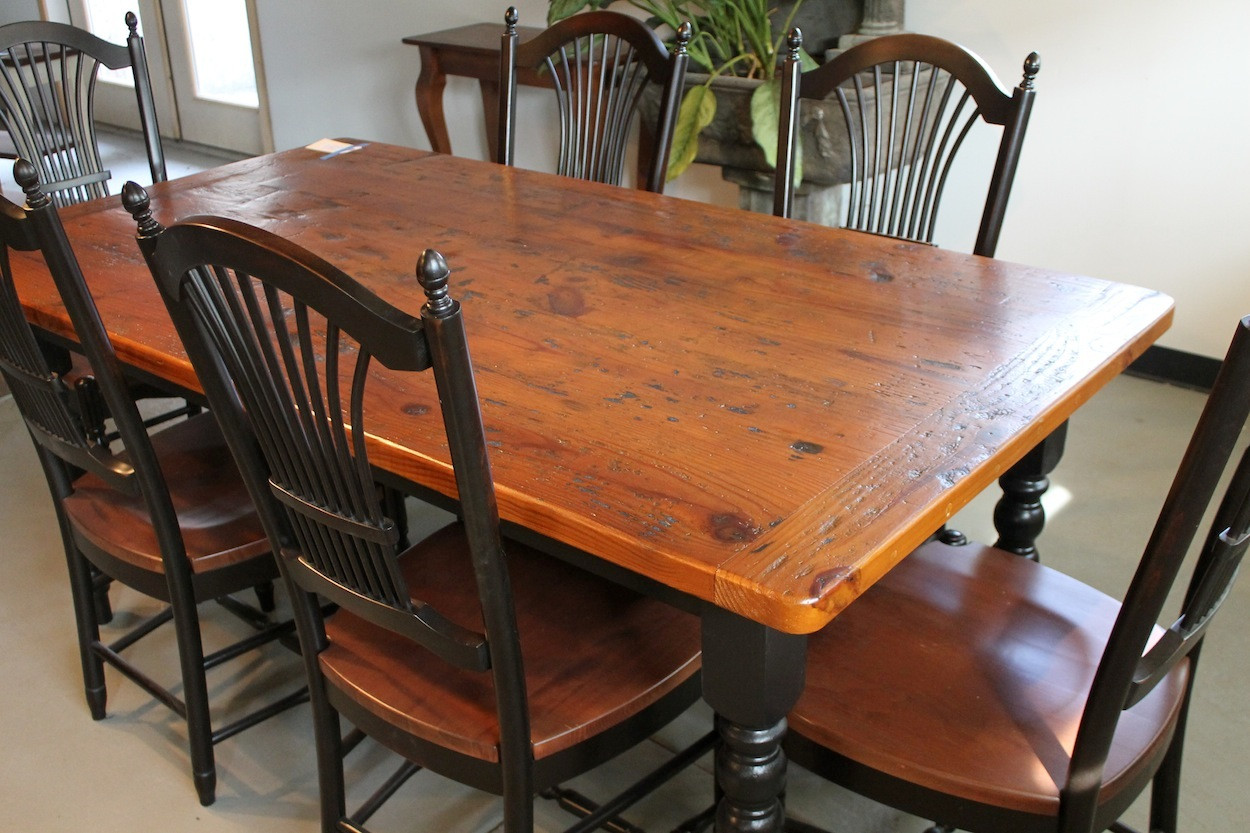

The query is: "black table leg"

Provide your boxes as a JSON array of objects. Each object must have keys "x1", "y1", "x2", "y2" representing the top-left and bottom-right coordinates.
[
  {"x1": 701, "y1": 605, "x2": 807, "y2": 833},
  {"x1": 992, "y1": 421, "x2": 1068, "y2": 560}
]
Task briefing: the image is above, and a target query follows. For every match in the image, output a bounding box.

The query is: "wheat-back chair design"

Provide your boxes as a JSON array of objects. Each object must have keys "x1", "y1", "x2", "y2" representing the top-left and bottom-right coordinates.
[
  {"x1": 774, "y1": 30, "x2": 1038, "y2": 258},
  {"x1": 126, "y1": 185, "x2": 708, "y2": 833},
  {"x1": 0, "y1": 161, "x2": 304, "y2": 806},
  {"x1": 499, "y1": 7, "x2": 690, "y2": 193},
  {"x1": 0, "y1": 14, "x2": 165, "y2": 206}
]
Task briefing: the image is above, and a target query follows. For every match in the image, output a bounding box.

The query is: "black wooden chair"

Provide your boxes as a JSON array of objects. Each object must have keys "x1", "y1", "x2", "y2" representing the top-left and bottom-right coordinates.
[
  {"x1": 125, "y1": 184, "x2": 708, "y2": 833},
  {"x1": 0, "y1": 161, "x2": 305, "y2": 807},
  {"x1": 0, "y1": 13, "x2": 165, "y2": 206},
  {"x1": 1, "y1": 15, "x2": 197, "y2": 438},
  {"x1": 782, "y1": 315, "x2": 1250, "y2": 833},
  {"x1": 774, "y1": 30, "x2": 1038, "y2": 258},
  {"x1": 499, "y1": 7, "x2": 690, "y2": 193}
]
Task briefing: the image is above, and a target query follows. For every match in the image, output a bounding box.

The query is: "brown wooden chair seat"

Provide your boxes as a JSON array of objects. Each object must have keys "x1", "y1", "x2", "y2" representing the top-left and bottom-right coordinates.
[
  {"x1": 62, "y1": 412, "x2": 270, "y2": 577},
  {"x1": 789, "y1": 540, "x2": 1187, "y2": 827},
  {"x1": 782, "y1": 317, "x2": 1250, "y2": 833},
  {"x1": 128, "y1": 187, "x2": 708, "y2": 833},
  {"x1": 0, "y1": 161, "x2": 305, "y2": 808},
  {"x1": 498, "y1": 7, "x2": 690, "y2": 193},
  {"x1": 322, "y1": 522, "x2": 701, "y2": 775}
]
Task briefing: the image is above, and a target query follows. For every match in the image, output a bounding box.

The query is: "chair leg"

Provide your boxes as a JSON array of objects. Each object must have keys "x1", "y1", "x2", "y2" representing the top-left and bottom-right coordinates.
[
  {"x1": 1149, "y1": 650, "x2": 1201, "y2": 833},
  {"x1": 90, "y1": 565, "x2": 114, "y2": 624},
  {"x1": 41, "y1": 449, "x2": 109, "y2": 720},
  {"x1": 65, "y1": 546, "x2": 108, "y2": 720},
  {"x1": 317, "y1": 707, "x2": 348, "y2": 833},
  {"x1": 288, "y1": 589, "x2": 350, "y2": 833},
  {"x1": 254, "y1": 580, "x2": 276, "y2": 613},
  {"x1": 168, "y1": 595, "x2": 217, "y2": 806}
]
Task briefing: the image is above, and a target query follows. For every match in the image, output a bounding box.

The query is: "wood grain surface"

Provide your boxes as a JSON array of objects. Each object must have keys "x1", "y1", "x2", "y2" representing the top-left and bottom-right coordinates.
[{"x1": 9, "y1": 142, "x2": 1173, "y2": 632}]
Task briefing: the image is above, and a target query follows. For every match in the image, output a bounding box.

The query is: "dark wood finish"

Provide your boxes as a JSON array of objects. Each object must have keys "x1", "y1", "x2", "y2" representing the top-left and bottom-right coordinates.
[
  {"x1": 8, "y1": 143, "x2": 1172, "y2": 832},
  {"x1": 499, "y1": 8, "x2": 690, "y2": 192},
  {"x1": 786, "y1": 316, "x2": 1250, "y2": 833},
  {"x1": 775, "y1": 31, "x2": 1038, "y2": 258},
  {"x1": 992, "y1": 420, "x2": 1066, "y2": 559},
  {"x1": 402, "y1": 22, "x2": 546, "y2": 159},
  {"x1": 0, "y1": 14, "x2": 166, "y2": 205},
  {"x1": 0, "y1": 162, "x2": 303, "y2": 807},
  {"x1": 128, "y1": 205, "x2": 703, "y2": 833},
  {"x1": 63, "y1": 413, "x2": 271, "y2": 576}
]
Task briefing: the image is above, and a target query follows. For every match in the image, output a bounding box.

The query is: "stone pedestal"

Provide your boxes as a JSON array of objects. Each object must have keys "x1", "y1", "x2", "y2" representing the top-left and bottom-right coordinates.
[
  {"x1": 837, "y1": 0, "x2": 905, "y2": 50},
  {"x1": 722, "y1": 167, "x2": 843, "y2": 225}
]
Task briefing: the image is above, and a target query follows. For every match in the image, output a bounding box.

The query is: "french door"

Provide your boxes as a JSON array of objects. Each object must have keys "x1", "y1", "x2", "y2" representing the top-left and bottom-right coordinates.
[{"x1": 66, "y1": 0, "x2": 270, "y2": 155}]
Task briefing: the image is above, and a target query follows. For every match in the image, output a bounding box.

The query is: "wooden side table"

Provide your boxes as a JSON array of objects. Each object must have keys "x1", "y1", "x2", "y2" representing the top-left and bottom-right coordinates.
[{"x1": 402, "y1": 23, "x2": 546, "y2": 160}]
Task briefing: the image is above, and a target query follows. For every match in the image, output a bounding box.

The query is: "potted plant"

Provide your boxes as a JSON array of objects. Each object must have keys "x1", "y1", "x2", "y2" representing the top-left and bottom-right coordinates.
[{"x1": 547, "y1": 0, "x2": 816, "y2": 180}]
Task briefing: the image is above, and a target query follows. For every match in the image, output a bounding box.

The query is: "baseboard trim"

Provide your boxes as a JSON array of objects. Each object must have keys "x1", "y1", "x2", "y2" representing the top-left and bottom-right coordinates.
[{"x1": 1127, "y1": 345, "x2": 1221, "y2": 392}]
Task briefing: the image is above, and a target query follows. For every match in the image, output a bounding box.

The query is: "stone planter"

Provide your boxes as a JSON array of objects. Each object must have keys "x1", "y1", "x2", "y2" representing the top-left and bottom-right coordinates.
[
  {"x1": 648, "y1": 0, "x2": 909, "y2": 223},
  {"x1": 684, "y1": 62, "x2": 940, "y2": 225}
]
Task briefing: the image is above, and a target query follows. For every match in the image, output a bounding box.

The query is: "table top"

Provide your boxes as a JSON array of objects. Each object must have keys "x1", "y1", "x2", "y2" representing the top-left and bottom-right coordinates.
[
  {"x1": 402, "y1": 22, "x2": 543, "y2": 52},
  {"x1": 11, "y1": 142, "x2": 1173, "y2": 634}
]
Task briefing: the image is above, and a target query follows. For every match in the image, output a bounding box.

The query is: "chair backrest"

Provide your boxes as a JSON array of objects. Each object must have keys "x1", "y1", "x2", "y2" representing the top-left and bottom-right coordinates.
[
  {"x1": 498, "y1": 7, "x2": 690, "y2": 193},
  {"x1": 774, "y1": 30, "x2": 1038, "y2": 257},
  {"x1": 0, "y1": 14, "x2": 166, "y2": 206},
  {"x1": 124, "y1": 184, "x2": 534, "y2": 795},
  {"x1": 0, "y1": 159, "x2": 172, "y2": 509},
  {"x1": 1059, "y1": 315, "x2": 1250, "y2": 830}
]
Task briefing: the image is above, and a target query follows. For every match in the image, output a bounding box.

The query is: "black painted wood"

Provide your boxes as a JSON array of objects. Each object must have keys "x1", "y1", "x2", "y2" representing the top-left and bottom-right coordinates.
[
  {"x1": 0, "y1": 162, "x2": 300, "y2": 806},
  {"x1": 499, "y1": 7, "x2": 690, "y2": 193},
  {"x1": 0, "y1": 14, "x2": 166, "y2": 206},
  {"x1": 702, "y1": 605, "x2": 807, "y2": 833},
  {"x1": 775, "y1": 30, "x2": 1038, "y2": 258}
]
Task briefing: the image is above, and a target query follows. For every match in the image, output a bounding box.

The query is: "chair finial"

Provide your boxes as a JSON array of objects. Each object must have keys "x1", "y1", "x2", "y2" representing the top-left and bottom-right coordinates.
[
  {"x1": 1021, "y1": 52, "x2": 1040, "y2": 90},
  {"x1": 417, "y1": 249, "x2": 454, "y2": 317},
  {"x1": 505, "y1": 6, "x2": 518, "y2": 33},
  {"x1": 787, "y1": 27, "x2": 804, "y2": 58},
  {"x1": 125, "y1": 11, "x2": 138, "y2": 35},
  {"x1": 675, "y1": 21, "x2": 692, "y2": 54},
  {"x1": 13, "y1": 159, "x2": 50, "y2": 210},
  {"x1": 121, "y1": 181, "x2": 164, "y2": 239}
]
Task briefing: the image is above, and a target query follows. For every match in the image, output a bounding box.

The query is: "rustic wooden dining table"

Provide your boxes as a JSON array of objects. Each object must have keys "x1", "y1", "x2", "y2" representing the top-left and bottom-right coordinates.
[{"x1": 9, "y1": 141, "x2": 1173, "y2": 832}]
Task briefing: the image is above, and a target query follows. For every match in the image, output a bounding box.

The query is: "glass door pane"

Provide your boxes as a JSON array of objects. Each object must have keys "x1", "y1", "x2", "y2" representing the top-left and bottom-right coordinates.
[
  {"x1": 66, "y1": 0, "x2": 181, "y2": 140},
  {"x1": 182, "y1": 0, "x2": 257, "y2": 107}
]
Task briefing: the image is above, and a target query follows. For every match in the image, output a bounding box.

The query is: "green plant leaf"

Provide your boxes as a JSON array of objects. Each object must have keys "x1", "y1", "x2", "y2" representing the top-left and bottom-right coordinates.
[
  {"x1": 749, "y1": 77, "x2": 801, "y2": 184},
  {"x1": 667, "y1": 84, "x2": 716, "y2": 181},
  {"x1": 547, "y1": 0, "x2": 598, "y2": 24},
  {"x1": 750, "y1": 79, "x2": 781, "y2": 168}
]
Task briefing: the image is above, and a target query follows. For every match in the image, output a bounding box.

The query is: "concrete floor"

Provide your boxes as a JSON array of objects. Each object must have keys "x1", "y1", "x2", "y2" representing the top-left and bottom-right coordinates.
[{"x1": 1, "y1": 135, "x2": 1246, "y2": 832}]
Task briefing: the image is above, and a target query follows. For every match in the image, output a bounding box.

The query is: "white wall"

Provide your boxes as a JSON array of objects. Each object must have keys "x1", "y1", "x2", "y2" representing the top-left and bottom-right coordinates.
[
  {"x1": 254, "y1": 0, "x2": 549, "y2": 158},
  {"x1": 3, "y1": 0, "x2": 44, "y2": 25},
  {"x1": 254, "y1": 0, "x2": 1250, "y2": 360},
  {"x1": 906, "y1": 0, "x2": 1250, "y2": 360}
]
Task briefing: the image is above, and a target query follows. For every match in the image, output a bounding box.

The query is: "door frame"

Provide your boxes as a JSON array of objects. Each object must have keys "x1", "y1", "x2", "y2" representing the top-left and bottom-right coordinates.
[{"x1": 39, "y1": 0, "x2": 273, "y2": 155}]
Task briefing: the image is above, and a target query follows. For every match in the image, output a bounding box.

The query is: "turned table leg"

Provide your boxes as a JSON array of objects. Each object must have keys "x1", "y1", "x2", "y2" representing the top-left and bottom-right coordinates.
[
  {"x1": 993, "y1": 421, "x2": 1068, "y2": 560},
  {"x1": 702, "y1": 605, "x2": 806, "y2": 833}
]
